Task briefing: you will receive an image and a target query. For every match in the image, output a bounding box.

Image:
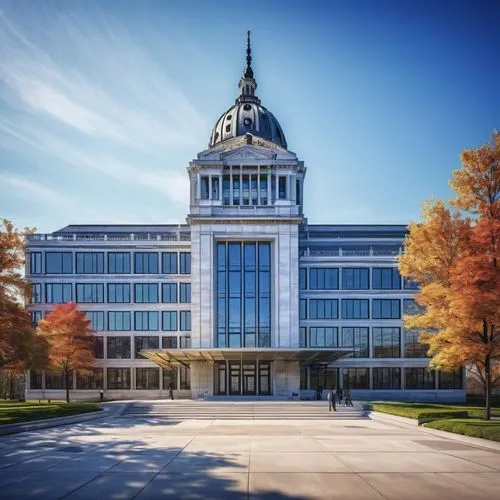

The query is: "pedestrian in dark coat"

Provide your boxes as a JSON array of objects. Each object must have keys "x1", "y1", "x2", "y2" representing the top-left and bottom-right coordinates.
[{"x1": 327, "y1": 386, "x2": 336, "y2": 412}]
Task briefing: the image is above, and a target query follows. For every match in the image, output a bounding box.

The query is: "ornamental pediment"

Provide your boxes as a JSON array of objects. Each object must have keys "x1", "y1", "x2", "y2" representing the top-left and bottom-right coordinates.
[{"x1": 221, "y1": 145, "x2": 278, "y2": 161}]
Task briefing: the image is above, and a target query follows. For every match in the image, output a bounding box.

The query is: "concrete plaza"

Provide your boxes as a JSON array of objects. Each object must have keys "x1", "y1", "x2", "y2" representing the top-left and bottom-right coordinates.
[{"x1": 0, "y1": 408, "x2": 499, "y2": 499}]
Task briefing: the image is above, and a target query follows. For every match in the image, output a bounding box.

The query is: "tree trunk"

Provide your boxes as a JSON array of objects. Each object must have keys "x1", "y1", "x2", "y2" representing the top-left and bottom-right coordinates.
[
  {"x1": 484, "y1": 354, "x2": 491, "y2": 420},
  {"x1": 65, "y1": 370, "x2": 70, "y2": 403}
]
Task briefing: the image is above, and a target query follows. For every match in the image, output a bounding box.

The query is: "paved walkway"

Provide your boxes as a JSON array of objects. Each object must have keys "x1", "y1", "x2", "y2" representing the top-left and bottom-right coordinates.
[{"x1": 0, "y1": 412, "x2": 499, "y2": 499}]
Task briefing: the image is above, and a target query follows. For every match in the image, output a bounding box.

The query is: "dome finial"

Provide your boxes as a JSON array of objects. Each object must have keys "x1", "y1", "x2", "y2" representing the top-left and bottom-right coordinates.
[{"x1": 244, "y1": 30, "x2": 254, "y2": 79}]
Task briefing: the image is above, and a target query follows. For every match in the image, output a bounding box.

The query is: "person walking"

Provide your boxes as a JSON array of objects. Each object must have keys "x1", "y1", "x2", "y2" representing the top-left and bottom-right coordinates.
[
  {"x1": 327, "y1": 386, "x2": 336, "y2": 412},
  {"x1": 168, "y1": 382, "x2": 174, "y2": 400},
  {"x1": 336, "y1": 387, "x2": 343, "y2": 405},
  {"x1": 345, "y1": 388, "x2": 353, "y2": 407}
]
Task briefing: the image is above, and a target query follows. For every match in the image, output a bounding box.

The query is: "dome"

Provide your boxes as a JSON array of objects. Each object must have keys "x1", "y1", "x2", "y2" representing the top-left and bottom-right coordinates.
[
  {"x1": 208, "y1": 31, "x2": 287, "y2": 150},
  {"x1": 209, "y1": 102, "x2": 287, "y2": 149}
]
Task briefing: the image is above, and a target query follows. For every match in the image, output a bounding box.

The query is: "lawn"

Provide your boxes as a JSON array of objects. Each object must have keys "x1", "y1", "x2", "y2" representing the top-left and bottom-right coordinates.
[
  {"x1": 370, "y1": 402, "x2": 499, "y2": 423},
  {"x1": 424, "y1": 419, "x2": 500, "y2": 442},
  {"x1": 0, "y1": 400, "x2": 101, "y2": 425}
]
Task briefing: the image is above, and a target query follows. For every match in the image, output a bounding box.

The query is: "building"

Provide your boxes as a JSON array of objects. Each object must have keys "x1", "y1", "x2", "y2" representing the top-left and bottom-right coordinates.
[{"x1": 26, "y1": 33, "x2": 465, "y2": 402}]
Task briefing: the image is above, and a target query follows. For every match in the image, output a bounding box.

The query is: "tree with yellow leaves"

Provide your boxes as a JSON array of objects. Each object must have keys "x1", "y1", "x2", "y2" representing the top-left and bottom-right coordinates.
[{"x1": 399, "y1": 132, "x2": 499, "y2": 419}]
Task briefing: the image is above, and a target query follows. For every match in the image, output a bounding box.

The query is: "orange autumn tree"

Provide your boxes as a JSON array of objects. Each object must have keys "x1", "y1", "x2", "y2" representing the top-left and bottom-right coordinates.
[
  {"x1": 37, "y1": 302, "x2": 96, "y2": 403},
  {"x1": 0, "y1": 218, "x2": 43, "y2": 370},
  {"x1": 399, "y1": 132, "x2": 500, "y2": 419}
]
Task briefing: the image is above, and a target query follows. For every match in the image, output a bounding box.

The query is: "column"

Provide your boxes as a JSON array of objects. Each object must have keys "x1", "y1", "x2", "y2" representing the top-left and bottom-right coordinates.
[
  {"x1": 257, "y1": 166, "x2": 261, "y2": 205},
  {"x1": 196, "y1": 173, "x2": 201, "y2": 200},
  {"x1": 229, "y1": 165, "x2": 233, "y2": 205}
]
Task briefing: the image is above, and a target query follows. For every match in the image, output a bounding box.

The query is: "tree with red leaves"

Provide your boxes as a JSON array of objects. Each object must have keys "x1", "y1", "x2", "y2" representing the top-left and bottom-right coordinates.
[{"x1": 37, "y1": 302, "x2": 96, "y2": 403}]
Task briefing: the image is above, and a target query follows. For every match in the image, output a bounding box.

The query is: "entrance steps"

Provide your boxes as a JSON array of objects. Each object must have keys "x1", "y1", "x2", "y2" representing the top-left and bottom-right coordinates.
[{"x1": 122, "y1": 401, "x2": 368, "y2": 420}]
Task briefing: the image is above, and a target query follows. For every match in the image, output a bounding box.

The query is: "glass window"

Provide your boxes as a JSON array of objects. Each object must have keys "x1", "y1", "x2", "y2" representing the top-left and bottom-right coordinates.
[
  {"x1": 309, "y1": 268, "x2": 339, "y2": 290},
  {"x1": 179, "y1": 283, "x2": 191, "y2": 303},
  {"x1": 180, "y1": 311, "x2": 191, "y2": 331},
  {"x1": 372, "y1": 268, "x2": 401, "y2": 289},
  {"x1": 162, "y1": 283, "x2": 178, "y2": 303},
  {"x1": 84, "y1": 311, "x2": 104, "y2": 331},
  {"x1": 404, "y1": 278, "x2": 419, "y2": 290},
  {"x1": 29, "y1": 252, "x2": 42, "y2": 274},
  {"x1": 405, "y1": 368, "x2": 435, "y2": 389},
  {"x1": 404, "y1": 329, "x2": 429, "y2": 358},
  {"x1": 76, "y1": 368, "x2": 103, "y2": 389},
  {"x1": 108, "y1": 311, "x2": 131, "y2": 331},
  {"x1": 162, "y1": 368, "x2": 177, "y2": 390},
  {"x1": 76, "y1": 252, "x2": 104, "y2": 274},
  {"x1": 372, "y1": 299, "x2": 400, "y2": 319},
  {"x1": 403, "y1": 299, "x2": 425, "y2": 316},
  {"x1": 162, "y1": 311, "x2": 177, "y2": 331},
  {"x1": 278, "y1": 176, "x2": 286, "y2": 199},
  {"x1": 134, "y1": 252, "x2": 159, "y2": 274},
  {"x1": 107, "y1": 368, "x2": 131, "y2": 389},
  {"x1": 108, "y1": 252, "x2": 131, "y2": 274},
  {"x1": 341, "y1": 299, "x2": 369, "y2": 319},
  {"x1": 30, "y1": 311, "x2": 42, "y2": 326},
  {"x1": 45, "y1": 370, "x2": 67, "y2": 389},
  {"x1": 216, "y1": 241, "x2": 270, "y2": 348},
  {"x1": 299, "y1": 299, "x2": 307, "y2": 320},
  {"x1": 162, "y1": 252, "x2": 178, "y2": 274},
  {"x1": 162, "y1": 336, "x2": 178, "y2": 348},
  {"x1": 92, "y1": 336, "x2": 104, "y2": 358},
  {"x1": 299, "y1": 268, "x2": 307, "y2": 290},
  {"x1": 309, "y1": 327, "x2": 338, "y2": 347},
  {"x1": 76, "y1": 283, "x2": 104, "y2": 303},
  {"x1": 200, "y1": 176, "x2": 209, "y2": 200},
  {"x1": 107, "y1": 283, "x2": 130, "y2": 303},
  {"x1": 343, "y1": 368, "x2": 369, "y2": 389},
  {"x1": 373, "y1": 368, "x2": 401, "y2": 389},
  {"x1": 45, "y1": 252, "x2": 73, "y2": 274},
  {"x1": 31, "y1": 283, "x2": 42, "y2": 303},
  {"x1": 30, "y1": 370, "x2": 42, "y2": 389},
  {"x1": 299, "y1": 327, "x2": 307, "y2": 347},
  {"x1": 135, "y1": 336, "x2": 159, "y2": 359},
  {"x1": 341, "y1": 327, "x2": 369, "y2": 358},
  {"x1": 107, "y1": 336, "x2": 131, "y2": 358},
  {"x1": 134, "y1": 311, "x2": 159, "y2": 331},
  {"x1": 180, "y1": 365, "x2": 190, "y2": 389},
  {"x1": 180, "y1": 336, "x2": 191, "y2": 348},
  {"x1": 180, "y1": 253, "x2": 191, "y2": 274},
  {"x1": 136, "y1": 368, "x2": 160, "y2": 389},
  {"x1": 342, "y1": 268, "x2": 369, "y2": 289},
  {"x1": 373, "y1": 327, "x2": 401, "y2": 357},
  {"x1": 310, "y1": 366, "x2": 338, "y2": 390},
  {"x1": 46, "y1": 283, "x2": 72, "y2": 303},
  {"x1": 212, "y1": 177, "x2": 220, "y2": 200},
  {"x1": 438, "y1": 369, "x2": 463, "y2": 389},
  {"x1": 134, "y1": 283, "x2": 159, "y2": 303},
  {"x1": 309, "y1": 299, "x2": 338, "y2": 319}
]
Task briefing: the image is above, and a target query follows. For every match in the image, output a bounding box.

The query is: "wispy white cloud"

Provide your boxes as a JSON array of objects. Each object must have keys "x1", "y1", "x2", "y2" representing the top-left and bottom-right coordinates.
[
  {"x1": 0, "y1": 6, "x2": 197, "y2": 212},
  {"x1": 0, "y1": 173, "x2": 71, "y2": 206},
  {"x1": 0, "y1": 8, "x2": 207, "y2": 149}
]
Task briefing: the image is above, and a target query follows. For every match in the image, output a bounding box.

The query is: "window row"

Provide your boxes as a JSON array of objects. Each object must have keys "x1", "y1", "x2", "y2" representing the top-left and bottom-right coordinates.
[
  {"x1": 91, "y1": 335, "x2": 191, "y2": 359},
  {"x1": 30, "y1": 310, "x2": 191, "y2": 332},
  {"x1": 298, "y1": 326, "x2": 429, "y2": 358},
  {"x1": 29, "y1": 366, "x2": 191, "y2": 390},
  {"x1": 32, "y1": 282, "x2": 191, "y2": 304},
  {"x1": 300, "y1": 267, "x2": 417, "y2": 290},
  {"x1": 299, "y1": 298, "x2": 423, "y2": 320},
  {"x1": 29, "y1": 251, "x2": 191, "y2": 275},
  {"x1": 300, "y1": 367, "x2": 463, "y2": 390}
]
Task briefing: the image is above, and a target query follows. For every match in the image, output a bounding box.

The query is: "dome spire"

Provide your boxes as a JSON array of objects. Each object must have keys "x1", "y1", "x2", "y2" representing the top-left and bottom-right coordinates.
[
  {"x1": 237, "y1": 30, "x2": 259, "y2": 104},
  {"x1": 244, "y1": 30, "x2": 254, "y2": 79}
]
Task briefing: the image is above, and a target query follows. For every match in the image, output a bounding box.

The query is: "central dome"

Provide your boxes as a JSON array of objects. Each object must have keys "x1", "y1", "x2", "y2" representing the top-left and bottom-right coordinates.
[
  {"x1": 209, "y1": 102, "x2": 287, "y2": 149},
  {"x1": 208, "y1": 32, "x2": 287, "y2": 150}
]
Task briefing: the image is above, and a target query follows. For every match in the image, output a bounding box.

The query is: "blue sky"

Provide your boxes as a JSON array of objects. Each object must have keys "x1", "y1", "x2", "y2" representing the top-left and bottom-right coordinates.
[{"x1": 1, "y1": 0, "x2": 498, "y2": 232}]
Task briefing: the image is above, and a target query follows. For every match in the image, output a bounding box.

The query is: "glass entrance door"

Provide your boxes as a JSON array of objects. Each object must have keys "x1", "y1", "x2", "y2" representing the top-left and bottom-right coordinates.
[
  {"x1": 242, "y1": 364, "x2": 256, "y2": 395},
  {"x1": 259, "y1": 362, "x2": 271, "y2": 395},
  {"x1": 229, "y1": 364, "x2": 241, "y2": 395}
]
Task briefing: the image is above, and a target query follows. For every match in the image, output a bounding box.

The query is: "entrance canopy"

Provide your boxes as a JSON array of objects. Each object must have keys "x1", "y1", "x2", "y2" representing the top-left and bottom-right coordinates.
[{"x1": 141, "y1": 348, "x2": 353, "y2": 369}]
